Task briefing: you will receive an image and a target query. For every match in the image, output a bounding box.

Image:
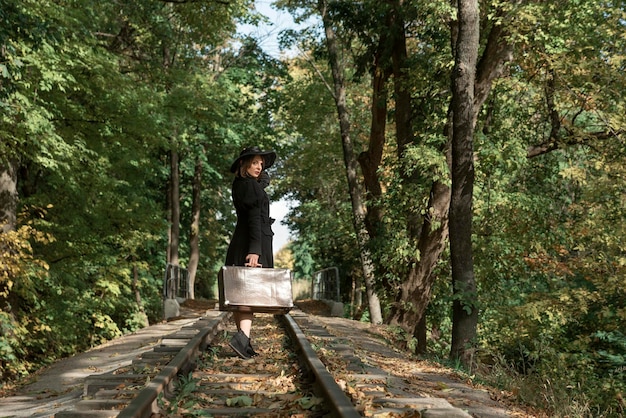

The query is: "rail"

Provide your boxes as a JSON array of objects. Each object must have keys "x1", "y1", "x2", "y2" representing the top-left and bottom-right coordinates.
[{"x1": 53, "y1": 308, "x2": 472, "y2": 417}]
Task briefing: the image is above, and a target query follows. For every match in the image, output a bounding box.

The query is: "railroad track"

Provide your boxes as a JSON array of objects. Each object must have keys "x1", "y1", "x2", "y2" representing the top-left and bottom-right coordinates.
[{"x1": 54, "y1": 309, "x2": 471, "y2": 417}]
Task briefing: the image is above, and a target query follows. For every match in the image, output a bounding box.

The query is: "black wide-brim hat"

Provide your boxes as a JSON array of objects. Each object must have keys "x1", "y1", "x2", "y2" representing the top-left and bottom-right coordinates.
[{"x1": 229, "y1": 146, "x2": 277, "y2": 173}]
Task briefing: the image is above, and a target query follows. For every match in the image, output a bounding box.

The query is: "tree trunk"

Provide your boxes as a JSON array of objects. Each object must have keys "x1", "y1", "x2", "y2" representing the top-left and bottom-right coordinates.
[
  {"x1": 384, "y1": 0, "x2": 451, "y2": 341},
  {"x1": 318, "y1": 0, "x2": 383, "y2": 324},
  {"x1": 358, "y1": 38, "x2": 390, "y2": 238},
  {"x1": 446, "y1": 0, "x2": 514, "y2": 365},
  {"x1": 388, "y1": 1, "x2": 413, "y2": 161},
  {"x1": 169, "y1": 149, "x2": 180, "y2": 267},
  {"x1": 386, "y1": 180, "x2": 450, "y2": 330},
  {"x1": 187, "y1": 155, "x2": 202, "y2": 300},
  {"x1": 414, "y1": 311, "x2": 428, "y2": 354},
  {"x1": 0, "y1": 159, "x2": 18, "y2": 234},
  {"x1": 449, "y1": 0, "x2": 480, "y2": 366},
  {"x1": 133, "y1": 259, "x2": 149, "y2": 327}
]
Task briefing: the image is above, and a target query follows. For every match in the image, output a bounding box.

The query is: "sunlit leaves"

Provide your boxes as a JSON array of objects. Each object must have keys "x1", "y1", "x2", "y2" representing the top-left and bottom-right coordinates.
[
  {"x1": 402, "y1": 140, "x2": 449, "y2": 183},
  {"x1": 0, "y1": 0, "x2": 262, "y2": 384},
  {"x1": 0, "y1": 221, "x2": 51, "y2": 298}
]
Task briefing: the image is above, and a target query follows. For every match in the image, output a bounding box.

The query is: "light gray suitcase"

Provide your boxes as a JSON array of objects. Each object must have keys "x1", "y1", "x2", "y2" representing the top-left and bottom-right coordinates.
[{"x1": 218, "y1": 266, "x2": 293, "y2": 314}]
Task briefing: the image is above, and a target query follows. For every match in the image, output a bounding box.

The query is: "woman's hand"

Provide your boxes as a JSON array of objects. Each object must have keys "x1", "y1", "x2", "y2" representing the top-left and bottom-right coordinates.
[{"x1": 245, "y1": 254, "x2": 261, "y2": 267}]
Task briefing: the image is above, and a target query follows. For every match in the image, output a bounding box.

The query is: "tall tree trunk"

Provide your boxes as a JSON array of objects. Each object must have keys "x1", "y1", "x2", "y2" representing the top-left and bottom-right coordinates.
[
  {"x1": 389, "y1": 0, "x2": 412, "y2": 162},
  {"x1": 385, "y1": 0, "x2": 514, "y2": 355},
  {"x1": 358, "y1": 40, "x2": 390, "y2": 238},
  {"x1": 384, "y1": 1, "x2": 451, "y2": 349},
  {"x1": 187, "y1": 156, "x2": 202, "y2": 300},
  {"x1": 132, "y1": 258, "x2": 149, "y2": 327},
  {"x1": 167, "y1": 168, "x2": 172, "y2": 263},
  {"x1": 318, "y1": 0, "x2": 383, "y2": 324},
  {"x1": 449, "y1": 0, "x2": 480, "y2": 365},
  {"x1": 163, "y1": 32, "x2": 180, "y2": 269},
  {"x1": 386, "y1": 180, "x2": 450, "y2": 332},
  {"x1": 169, "y1": 149, "x2": 180, "y2": 267}
]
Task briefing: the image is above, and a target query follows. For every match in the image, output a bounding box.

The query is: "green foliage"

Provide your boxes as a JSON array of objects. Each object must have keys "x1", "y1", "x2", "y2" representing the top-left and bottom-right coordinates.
[
  {"x1": 1, "y1": 0, "x2": 286, "y2": 387},
  {"x1": 270, "y1": 57, "x2": 364, "y2": 296},
  {"x1": 276, "y1": 0, "x2": 625, "y2": 415},
  {"x1": 158, "y1": 372, "x2": 203, "y2": 415},
  {"x1": 1, "y1": 0, "x2": 625, "y2": 415},
  {"x1": 474, "y1": 104, "x2": 626, "y2": 415},
  {"x1": 460, "y1": 1, "x2": 626, "y2": 411},
  {"x1": 0, "y1": 216, "x2": 52, "y2": 380},
  {"x1": 0, "y1": 311, "x2": 28, "y2": 380}
]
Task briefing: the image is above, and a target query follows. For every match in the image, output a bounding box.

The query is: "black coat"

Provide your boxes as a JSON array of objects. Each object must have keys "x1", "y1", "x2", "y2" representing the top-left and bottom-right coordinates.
[{"x1": 225, "y1": 176, "x2": 274, "y2": 268}]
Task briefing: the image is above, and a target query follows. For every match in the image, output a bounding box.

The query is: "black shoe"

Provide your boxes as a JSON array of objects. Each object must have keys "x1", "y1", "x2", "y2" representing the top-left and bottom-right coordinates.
[
  {"x1": 247, "y1": 340, "x2": 259, "y2": 357},
  {"x1": 229, "y1": 331, "x2": 251, "y2": 359}
]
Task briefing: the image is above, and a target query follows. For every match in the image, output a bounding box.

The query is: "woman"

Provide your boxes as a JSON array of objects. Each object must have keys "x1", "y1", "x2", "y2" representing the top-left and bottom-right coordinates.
[{"x1": 225, "y1": 146, "x2": 276, "y2": 358}]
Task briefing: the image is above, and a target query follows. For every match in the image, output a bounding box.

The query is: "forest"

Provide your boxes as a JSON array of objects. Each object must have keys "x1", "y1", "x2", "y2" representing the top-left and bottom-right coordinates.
[{"x1": 1, "y1": 0, "x2": 624, "y2": 416}]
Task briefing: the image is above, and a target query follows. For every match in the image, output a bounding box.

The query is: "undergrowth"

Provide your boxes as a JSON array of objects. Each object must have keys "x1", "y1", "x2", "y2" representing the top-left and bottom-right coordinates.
[{"x1": 370, "y1": 319, "x2": 624, "y2": 418}]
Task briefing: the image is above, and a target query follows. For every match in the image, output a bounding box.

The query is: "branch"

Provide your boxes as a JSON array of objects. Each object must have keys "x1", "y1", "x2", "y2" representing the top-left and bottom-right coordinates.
[
  {"x1": 544, "y1": 68, "x2": 561, "y2": 143},
  {"x1": 527, "y1": 66, "x2": 624, "y2": 158},
  {"x1": 473, "y1": 7, "x2": 515, "y2": 112},
  {"x1": 301, "y1": 51, "x2": 336, "y2": 99},
  {"x1": 527, "y1": 128, "x2": 624, "y2": 158}
]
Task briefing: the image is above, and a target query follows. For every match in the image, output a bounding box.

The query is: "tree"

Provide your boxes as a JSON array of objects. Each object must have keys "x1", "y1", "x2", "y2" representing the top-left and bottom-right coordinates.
[
  {"x1": 272, "y1": 54, "x2": 361, "y2": 294},
  {"x1": 187, "y1": 155, "x2": 203, "y2": 299},
  {"x1": 469, "y1": 0, "x2": 626, "y2": 411},
  {"x1": 0, "y1": 0, "x2": 59, "y2": 234},
  {"x1": 0, "y1": 0, "x2": 267, "y2": 381},
  {"x1": 316, "y1": 0, "x2": 383, "y2": 324},
  {"x1": 382, "y1": 0, "x2": 453, "y2": 350},
  {"x1": 277, "y1": 0, "x2": 455, "y2": 333},
  {"x1": 448, "y1": 0, "x2": 479, "y2": 364}
]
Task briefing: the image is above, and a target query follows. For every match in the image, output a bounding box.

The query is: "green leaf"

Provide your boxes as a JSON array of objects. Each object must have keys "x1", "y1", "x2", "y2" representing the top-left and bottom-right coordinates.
[{"x1": 226, "y1": 395, "x2": 253, "y2": 407}]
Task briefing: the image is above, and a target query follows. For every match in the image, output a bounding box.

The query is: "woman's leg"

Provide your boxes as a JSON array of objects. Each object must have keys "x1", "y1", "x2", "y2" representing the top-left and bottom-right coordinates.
[
  {"x1": 234, "y1": 311, "x2": 253, "y2": 337},
  {"x1": 230, "y1": 311, "x2": 255, "y2": 358}
]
